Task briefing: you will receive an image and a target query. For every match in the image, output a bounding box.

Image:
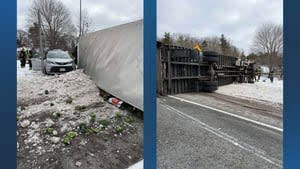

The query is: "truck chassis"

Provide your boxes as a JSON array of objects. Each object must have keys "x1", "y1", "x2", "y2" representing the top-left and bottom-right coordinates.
[{"x1": 157, "y1": 42, "x2": 255, "y2": 95}]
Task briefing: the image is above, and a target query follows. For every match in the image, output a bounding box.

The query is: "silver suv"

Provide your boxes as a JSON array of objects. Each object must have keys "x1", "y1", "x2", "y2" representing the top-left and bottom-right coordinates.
[{"x1": 44, "y1": 49, "x2": 75, "y2": 74}]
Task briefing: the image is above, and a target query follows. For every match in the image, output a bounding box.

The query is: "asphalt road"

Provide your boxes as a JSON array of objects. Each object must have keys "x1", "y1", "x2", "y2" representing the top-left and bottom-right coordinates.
[{"x1": 157, "y1": 96, "x2": 282, "y2": 169}]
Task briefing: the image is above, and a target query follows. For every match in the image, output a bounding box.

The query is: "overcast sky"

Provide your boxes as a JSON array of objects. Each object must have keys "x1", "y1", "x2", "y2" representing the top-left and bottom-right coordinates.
[
  {"x1": 157, "y1": 0, "x2": 283, "y2": 54},
  {"x1": 17, "y1": 0, "x2": 143, "y2": 32}
]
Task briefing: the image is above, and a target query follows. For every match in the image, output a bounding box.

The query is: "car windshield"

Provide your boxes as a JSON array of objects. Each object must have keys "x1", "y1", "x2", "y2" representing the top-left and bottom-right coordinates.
[{"x1": 47, "y1": 51, "x2": 71, "y2": 59}]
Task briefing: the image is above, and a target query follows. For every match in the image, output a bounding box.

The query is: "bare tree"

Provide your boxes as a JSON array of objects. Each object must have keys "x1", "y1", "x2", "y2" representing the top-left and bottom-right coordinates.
[
  {"x1": 252, "y1": 23, "x2": 283, "y2": 69},
  {"x1": 28, "y1": 23, "x2": 40, "y2": 48},
  {"x1": 17, "y1": 29, "x2": 30, "y2": 47},
  {"x1": 78, "y1": 9, "x2": 93, "y2": 36},
  {"x1": 28, "y1": 0, "x2": 76, "y2": 50}
]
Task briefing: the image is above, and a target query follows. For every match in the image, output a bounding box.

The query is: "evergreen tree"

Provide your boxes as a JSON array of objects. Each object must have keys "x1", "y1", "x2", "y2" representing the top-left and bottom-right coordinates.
[
  {"x1": 162, "y1": 32, "x2": 173, "y2": 45},
  {"x1": 220, "y1": 34, "x2": 230, "y2": 55}
]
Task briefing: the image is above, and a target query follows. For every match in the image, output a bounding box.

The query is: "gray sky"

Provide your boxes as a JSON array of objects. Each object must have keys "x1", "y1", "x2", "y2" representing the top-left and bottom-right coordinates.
[
  {"x1": 157, "y1": 0, "x2": 283, "y2": 54},
  {"x1": 17, "y1": 0, "x2": 143, "y2": 32}
]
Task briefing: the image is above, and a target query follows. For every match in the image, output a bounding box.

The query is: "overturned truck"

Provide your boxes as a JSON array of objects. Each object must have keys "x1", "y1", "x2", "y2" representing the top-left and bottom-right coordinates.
[
  {"x1": 78, "y1": 20, "x2": 143, "y2": 111},
  {"x1": 157, "y1": 42, "x2": 255, "y2": 95}
]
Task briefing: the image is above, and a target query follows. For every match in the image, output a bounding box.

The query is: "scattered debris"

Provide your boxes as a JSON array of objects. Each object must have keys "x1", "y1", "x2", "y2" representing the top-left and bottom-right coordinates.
[
  {"x1": 20, "y1": 120, "x2": 30, "y2": 128},
  {"x1": 50, "y1": 137, "x2": 60, "y2": 144},
  {"x1": 17, "y1": 68, "x2": 143, "y2": 169},
  {"x1": 75, "y1": 105, "x2": 87, "y2": 111},
  {"x1": 52, "y1": 130, "x2": 58, "y2": 136},
  {"x1": 75, "y1": 161, "x2": 82, "y2": 167},
  {"x1": 108, "y1": 97, "x2": 123, "y2": 108},
  {"x1": 65, "y1": 97, "x2": 73, "y2": 104}
]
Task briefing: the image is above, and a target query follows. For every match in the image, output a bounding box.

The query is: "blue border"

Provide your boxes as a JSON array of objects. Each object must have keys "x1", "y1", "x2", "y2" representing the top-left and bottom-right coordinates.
[
  {"x1": 144, "y1": 0, "x2": 156, "y2": 168},
  {"x1": 284, "y1": 1, "x2": 300, "y2": 168},
  {"x1": 0, "y1": 0, "x2": 17, "y2": 168}
]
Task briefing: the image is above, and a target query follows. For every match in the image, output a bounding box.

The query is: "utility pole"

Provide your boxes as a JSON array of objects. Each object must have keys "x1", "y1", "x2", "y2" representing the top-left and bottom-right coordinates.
[
  {"x1": 79, "y1": 0, "x2": 82, "y2": 37},
  {"x1": 38, "y1": 10, "x2": 45, "y2": 74},
  {"x1": 78, "y1": 0, "x2": 82, "y2": 67}
]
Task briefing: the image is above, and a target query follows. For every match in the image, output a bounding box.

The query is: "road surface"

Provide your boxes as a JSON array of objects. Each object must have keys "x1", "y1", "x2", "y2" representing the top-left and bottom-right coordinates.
[{"x1": 157, "y1": 94, "x2": 282, "y2": 169}]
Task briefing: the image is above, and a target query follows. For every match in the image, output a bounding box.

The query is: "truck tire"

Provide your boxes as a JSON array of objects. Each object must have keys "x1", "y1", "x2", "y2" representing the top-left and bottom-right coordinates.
[{"x1": 202, "y1": 81, "x2": 218, "y2": 92}]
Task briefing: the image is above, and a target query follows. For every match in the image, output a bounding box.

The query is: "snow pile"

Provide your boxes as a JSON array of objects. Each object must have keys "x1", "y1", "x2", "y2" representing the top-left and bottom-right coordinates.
[
  {"x1": 217, "y1": 76, "x2": 283, "y2": 106},
  {"x1": 260, "y1": 65, "x2": 270, "y2": 74},
  {"x1": 17, "y1": 61, "x2": 143, "y2": 169},
  {"x1": 256, "y1": 76, "x2": 283, "y2": 89},
  {"x1": 17, "y1": 60, "x2": 43, "y2": 79},
  {"x1": 17, "y1": 65, "x2": 124, "y2": 155}
]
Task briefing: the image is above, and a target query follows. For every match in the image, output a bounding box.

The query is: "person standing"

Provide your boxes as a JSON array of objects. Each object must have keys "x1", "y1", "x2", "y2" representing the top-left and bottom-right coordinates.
[
  {"x1": 269, "y1": 70, "x2": 275, "y2": 83},
  {"x1": 254, "y1": 68, "x2": 258, "y2": 81},
  {"x1": 28, "y1": 50, "x2": 33, "y2": 70},
  {"x1": 257, "y1": 67, "x2": 262, "y2": 81},
  {"x1": 19, "y1": 48, "x2": 26, "y2": 68}
]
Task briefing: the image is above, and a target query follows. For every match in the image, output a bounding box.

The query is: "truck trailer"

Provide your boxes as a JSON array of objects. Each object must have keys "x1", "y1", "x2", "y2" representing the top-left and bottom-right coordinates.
[
  {"x1": 78, "y1": 20, "x2": 143, "y2": 111},
  {"x1": 157, "y1": 41, "x2": 255, "y2": 95}
]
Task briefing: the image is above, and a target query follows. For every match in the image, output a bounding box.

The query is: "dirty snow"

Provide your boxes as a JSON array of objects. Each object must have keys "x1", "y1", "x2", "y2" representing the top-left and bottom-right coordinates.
[
  {"x1": 17, "y1": 60, "x2": 42, "y2": 79},
  {"x1": 217, "y1": 76, "x2": 283, "y2": 106},
  {"x1": 17, "y1": 61, "x2": 143, "y2": 169}
]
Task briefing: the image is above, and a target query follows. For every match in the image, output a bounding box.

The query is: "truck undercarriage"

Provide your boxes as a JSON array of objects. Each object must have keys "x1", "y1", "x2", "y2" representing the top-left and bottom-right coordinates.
[{"x1": 157, "y1": 42, "x2": 255, "y2": 95}]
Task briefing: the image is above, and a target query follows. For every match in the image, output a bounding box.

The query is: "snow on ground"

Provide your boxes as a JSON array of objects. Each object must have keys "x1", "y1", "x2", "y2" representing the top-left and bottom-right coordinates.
[
  {"x1": 17, "y1": 60, "x2": 43, "y2": 79},
  {"x1": 17, "y1": 61, "x2": 143, "y2": 169},
  {"x1": 217, "y1": 76, "x2": 283, "y2": 106}
]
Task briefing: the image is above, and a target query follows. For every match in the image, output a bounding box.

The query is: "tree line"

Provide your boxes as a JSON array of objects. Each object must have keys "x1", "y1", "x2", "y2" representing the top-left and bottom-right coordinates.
[
  {"x1": 17, "y1": 0, "x2": 92, "y2": 52},
  {"x1": 159, "y1": 32, "x2": 244, "y2": 58},
  {"x1": 159, "y1": 22, "x2": 283, "y2": 70}
]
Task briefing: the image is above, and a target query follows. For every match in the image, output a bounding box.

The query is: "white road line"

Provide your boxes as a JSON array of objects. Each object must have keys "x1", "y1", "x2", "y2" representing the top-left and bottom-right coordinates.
[
  {"x1": 168, "y1": 95, "x2": 283, "y2": 132},
  {"x1": 127, "y1": 160, "x2": 143, "y2": 169},
  {"x1": 160, "y1": 104, "x2": 282, "y2": 168}
]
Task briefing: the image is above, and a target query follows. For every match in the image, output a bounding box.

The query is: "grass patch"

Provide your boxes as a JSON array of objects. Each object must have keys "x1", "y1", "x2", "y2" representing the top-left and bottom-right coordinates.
[
  {"x1": 99, "y1": 119, "x2": 110, "y2": 128},
  {"x1": 115, "y1": 125, "x2": 125, "y2": 134},
  {"x1": 123, "y1": 116, "x2": 134, "y2": 124},
  {"x1": 63, "y1": 131, "x2": 77, "y2": 145},
  {"x1": 75, "y1": 105, "x2": 87, "y2": 111},
  {"x1": 46, "y1": 128, "x2": 53, "y2": 135},
  {"x1": 114, "y1": 112, "x2": 124, "y2": 119},
  {"x1": 89, "y1": 112, "x2": 96, "y2": 123},
  {"x1": 79, "y1": 123, "x2": 89, "y2": 134},
  {"x1": 90, "y1": 128, "x2": 100, "y2": 133},
  {"x1": 79, "y1": 123, "x2": 99, "y2": 134}
]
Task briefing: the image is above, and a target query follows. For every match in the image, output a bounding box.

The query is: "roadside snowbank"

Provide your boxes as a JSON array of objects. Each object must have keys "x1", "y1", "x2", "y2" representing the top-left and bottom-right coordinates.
[
  {"x1": 217, "y1": 76, "x2": 283, "y2": 106},
  {"x1": 17, "y1": 60, "x2": 43, "y2": 79},
  {"x1": 17, "y1": 61, "x2": 143, "y2": 169}
]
